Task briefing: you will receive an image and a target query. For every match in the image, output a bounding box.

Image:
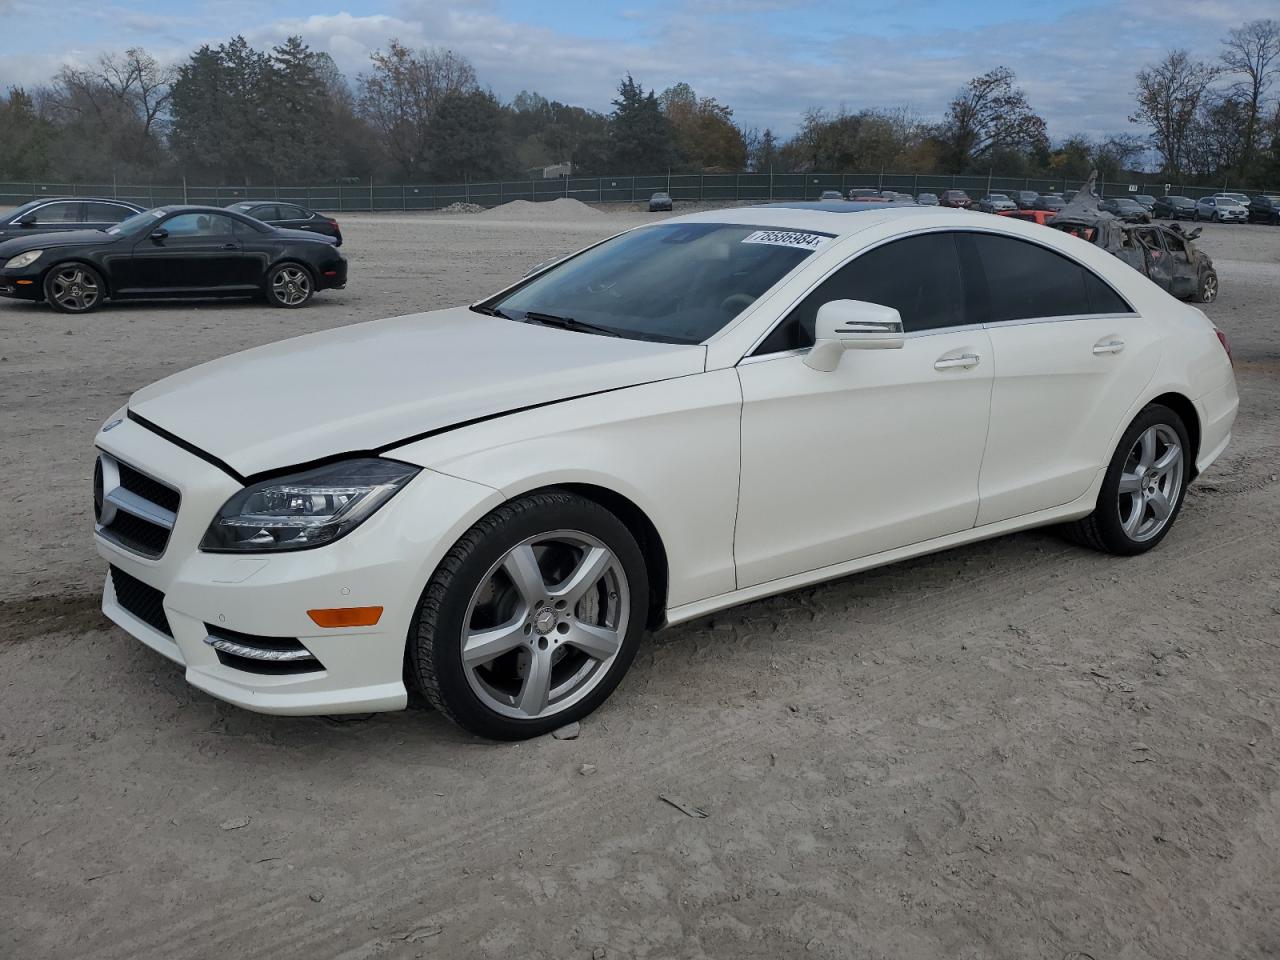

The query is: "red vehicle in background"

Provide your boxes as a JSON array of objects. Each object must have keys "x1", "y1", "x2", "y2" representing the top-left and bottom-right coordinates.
[
  {"x1": 1000, "y1": 209, "x2": 1056, "y2": 225},
  {"x1": 939, "y1": 189, "x2": 973, "y2": 209}
]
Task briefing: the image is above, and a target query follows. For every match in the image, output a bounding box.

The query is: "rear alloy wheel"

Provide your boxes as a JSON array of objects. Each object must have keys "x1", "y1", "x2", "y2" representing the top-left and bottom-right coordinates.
[
  {"x1": 1062, "y1": 404, "x2": 1190, "y2": 555},
  {"x1": 44, "y1": 264, "x2": 103, "y2": 314},
  {"x1": 1195, "y1": 270, "x2": 1218, "y2": 303},
  {"x1": 266, "y1": 263, "x2": 313, "y2": 308},
  {"x1": 410, "y1": 491, "x2": 648, "y2": 740}
]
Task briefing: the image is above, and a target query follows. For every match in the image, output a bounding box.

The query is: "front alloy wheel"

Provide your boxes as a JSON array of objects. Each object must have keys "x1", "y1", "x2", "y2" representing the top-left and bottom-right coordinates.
[
  {"x1": 461, "y1": 531, "x2": 628, "y2": 720},
  {"x1": 44, "y1": 264, "x2": 103, "y2": 314},
  {"x1": 410, "y1": 490, "x2": 648, "y2": 739}
]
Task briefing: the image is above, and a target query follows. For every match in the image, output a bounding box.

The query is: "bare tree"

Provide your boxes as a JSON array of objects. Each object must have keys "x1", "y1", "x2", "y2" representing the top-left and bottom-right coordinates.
[
  {"x1": 938, "y1": 67, "x2": 1048, "y2": 171},
  {"x1": 357, "y1": 42, "x2": 477, "y2": 180},
  {"x1": 1130, "y1": 50, "x2": 1218, "y2": 179},
  {"x1": 1221, "y1": 19, "x2": 1280, "y2": 178}
]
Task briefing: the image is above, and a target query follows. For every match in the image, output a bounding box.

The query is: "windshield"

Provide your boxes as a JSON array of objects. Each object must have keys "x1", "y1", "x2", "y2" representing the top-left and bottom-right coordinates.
[
  {"x1": 107, "y1": 208, "x2": 166, "y2": 235},
  {"x1": 486, "y1": 222, "x2": 830, "y2": 344}
]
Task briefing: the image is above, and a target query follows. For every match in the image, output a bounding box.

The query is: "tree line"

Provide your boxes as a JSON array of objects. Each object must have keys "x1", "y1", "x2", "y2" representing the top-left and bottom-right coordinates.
[{"x1": 0, "y1": 21, "x2": 1277, "y2": 188}]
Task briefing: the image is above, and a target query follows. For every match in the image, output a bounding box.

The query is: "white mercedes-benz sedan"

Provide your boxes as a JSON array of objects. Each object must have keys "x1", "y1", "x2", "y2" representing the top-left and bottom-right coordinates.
[{"x1": 93, "y1": 202, "x2": 1238, "y2": 739}]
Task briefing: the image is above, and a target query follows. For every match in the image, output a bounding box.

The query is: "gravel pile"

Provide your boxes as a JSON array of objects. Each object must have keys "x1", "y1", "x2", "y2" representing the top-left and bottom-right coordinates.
[
  {"x1": 438, "y1": 202, "x2": 484, "y2": 214},
  {"x1": 477, "y1": 197, "x2": 603, "y2": 221}
]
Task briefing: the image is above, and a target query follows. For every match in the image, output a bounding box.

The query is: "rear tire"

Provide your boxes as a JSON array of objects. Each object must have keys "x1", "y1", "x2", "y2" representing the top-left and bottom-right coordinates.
[
  {"x1": 1061, "y1": 404, "x2": 1191, "y2": 555},
  {"x1": 43, "y1": 263, "x2": 104, "y2": 314},
  {"x1": 265, "y1": 263, "x2": 314, "y2": 308},
  {"x1": 1194, "y1": 269, "x2": 1218, "y2": 303},
  {"x1": 408, "y1": 490, "x2": 649, "y2": 740}
]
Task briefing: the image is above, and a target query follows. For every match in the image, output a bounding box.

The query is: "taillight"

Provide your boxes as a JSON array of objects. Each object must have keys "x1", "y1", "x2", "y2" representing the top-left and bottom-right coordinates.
[
  {"x1": 328, "y1": 219, "x2": 340, "y2": 229},
  {"x1": 1215, "y1": 328, "x2": 1232, "y2": 365}
]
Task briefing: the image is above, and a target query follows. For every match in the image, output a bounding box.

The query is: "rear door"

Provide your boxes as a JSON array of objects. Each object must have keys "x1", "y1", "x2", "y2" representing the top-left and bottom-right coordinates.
[
  {"x1": 124, "y1": 212, "x2": 246, "y2": 294},
  {"x1": 82, "y1": 201, "x2": 137, "y2": 233},
  {"x1": 962, "y1": 232, "x2": 1163, "y2": 525},
  {"x1": 734, "y1": 231, "x2": 994, "y2": 586}
]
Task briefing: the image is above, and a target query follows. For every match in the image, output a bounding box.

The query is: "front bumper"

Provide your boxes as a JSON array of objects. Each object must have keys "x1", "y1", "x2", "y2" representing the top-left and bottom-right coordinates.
[
  {"x1": 0, "y1": 268, "x2": 43, "y2": 301},
  {"x1": 93, "y1": 414, "x2": 501, "y2": 715}
]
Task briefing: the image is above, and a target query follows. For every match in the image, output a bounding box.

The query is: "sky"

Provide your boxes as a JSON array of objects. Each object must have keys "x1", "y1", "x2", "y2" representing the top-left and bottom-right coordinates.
[{"x1": 0, "y1": 0, "x2": 1274, "y2": 141}]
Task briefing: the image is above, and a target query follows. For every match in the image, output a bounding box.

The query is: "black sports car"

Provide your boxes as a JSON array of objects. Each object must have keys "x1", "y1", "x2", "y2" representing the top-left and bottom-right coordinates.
[
  {"x1": 225, "y1": 200, "x2": 343, "y2": 244},
  {"x1": 1032, "y1": 194, "x2": 1066, "y2": 212},
  {"x1": 0, "y1": 197, "x2": 144, "y2": 243},
  {"x1": 0, "y1": 205, "x2": 347, "y2": 314}
]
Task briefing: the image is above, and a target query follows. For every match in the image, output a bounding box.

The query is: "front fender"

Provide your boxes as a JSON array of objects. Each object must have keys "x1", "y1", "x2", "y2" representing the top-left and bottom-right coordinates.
[{"x1": 387, "y1": 371, "x2": 743, "y2": 608}]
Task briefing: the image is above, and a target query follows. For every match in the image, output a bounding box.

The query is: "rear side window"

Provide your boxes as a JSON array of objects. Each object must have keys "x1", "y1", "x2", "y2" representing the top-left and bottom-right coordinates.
[
  {"x1": 755, "y1": 232, "x2": 967, "y2": 353},
  {"x1": 960, "y1": 233, "x2": 1130, "y2": 322},
  {"x1": 250, "y1": 204, "x2": 282, "y2": 221},
  {"x1": 277, "y1": 204, "x2": 308, "y2": 219},
  {"x1": 84, "y1": 202, "x2": 133, "y2": 223}
]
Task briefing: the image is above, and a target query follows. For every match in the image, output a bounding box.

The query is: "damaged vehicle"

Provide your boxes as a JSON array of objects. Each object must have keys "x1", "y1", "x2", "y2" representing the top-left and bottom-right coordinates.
[{"x1": 1049, "y1": 175, "x2": 1219, "y2": 304}]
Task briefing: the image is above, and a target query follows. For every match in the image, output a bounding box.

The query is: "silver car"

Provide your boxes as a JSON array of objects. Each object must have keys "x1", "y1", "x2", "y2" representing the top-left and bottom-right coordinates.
[
  {"x1": 1196, "y1": 196, "x2": 1247, "y2": 223},
  {"x1": 977, "y1": 193, "x2": 1018, "y2": 213}
]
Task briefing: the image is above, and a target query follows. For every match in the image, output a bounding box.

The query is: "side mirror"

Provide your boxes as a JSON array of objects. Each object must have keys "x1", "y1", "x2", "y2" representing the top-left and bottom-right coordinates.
[
  {"x1": 804, "y1": 299, "x2": 905, "y2": 372},
  {"x1": 17, "y1": 213, "x2": 37, "y2": 227},
  {"x1": 150, "y1": 227, "x2": 169, "y2": 241}
]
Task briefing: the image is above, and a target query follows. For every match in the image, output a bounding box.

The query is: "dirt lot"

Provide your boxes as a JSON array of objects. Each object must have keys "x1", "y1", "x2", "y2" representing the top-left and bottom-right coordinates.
[{"x1": 2, "y1": 206, "x2": 1278, "y2": 959}]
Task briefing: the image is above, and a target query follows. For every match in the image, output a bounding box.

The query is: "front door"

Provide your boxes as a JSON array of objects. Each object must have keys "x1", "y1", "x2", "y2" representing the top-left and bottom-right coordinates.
[
  {"x1": 733, "y1": 231, "x2": 993, "y2": 588},
  {"x1": 124, "y1": 212, "x2": 245, "y2": 294}
]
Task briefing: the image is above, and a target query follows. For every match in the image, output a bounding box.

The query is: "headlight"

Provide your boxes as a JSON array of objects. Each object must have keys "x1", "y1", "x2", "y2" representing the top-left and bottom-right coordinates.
[
  {"x1": 5, "y1": 250, "x2": 43, "y2": 270},
  {"x1": 200, "y1": 458, "x2": 419, "y2": 552}
]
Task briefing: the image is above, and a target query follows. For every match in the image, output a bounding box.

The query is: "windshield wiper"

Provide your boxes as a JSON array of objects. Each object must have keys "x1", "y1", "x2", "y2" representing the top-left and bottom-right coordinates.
[
  {"x1": 469, "y1": 303, "x2": 512, "y2": 319},
  {"x1": 520, "y1": 311, "x2": 621, "y2": 338}
]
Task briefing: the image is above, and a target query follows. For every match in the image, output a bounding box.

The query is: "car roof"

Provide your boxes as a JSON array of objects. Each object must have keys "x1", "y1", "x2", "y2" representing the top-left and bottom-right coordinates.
[{"x1": 655, "y1": 202, "x2": 979, "y2": 238}]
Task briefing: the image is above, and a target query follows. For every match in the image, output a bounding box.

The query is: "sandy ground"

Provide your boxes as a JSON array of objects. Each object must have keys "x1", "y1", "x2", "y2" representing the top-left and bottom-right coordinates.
[{"x1": 1, "y1": 206, "x2": 1278, "y2": 959}]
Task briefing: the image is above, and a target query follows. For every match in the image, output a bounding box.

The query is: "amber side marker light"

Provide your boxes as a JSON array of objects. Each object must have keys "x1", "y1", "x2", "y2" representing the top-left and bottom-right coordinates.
[
  {"x1": 15, "y1": 279, "x2": 33, "y2": 285},
  {"x1": 307, "y1": 606, "x2": 383, "y2": 628}
]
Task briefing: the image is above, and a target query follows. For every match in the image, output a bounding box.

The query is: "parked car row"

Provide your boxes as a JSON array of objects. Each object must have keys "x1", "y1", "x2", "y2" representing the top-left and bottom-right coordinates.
[
  {"x1": 0, "y1": 197, "x2": 347, "y2": 313},
  {"x1": 818, "y1": 187, "x2": 1280, "y2": 225}
]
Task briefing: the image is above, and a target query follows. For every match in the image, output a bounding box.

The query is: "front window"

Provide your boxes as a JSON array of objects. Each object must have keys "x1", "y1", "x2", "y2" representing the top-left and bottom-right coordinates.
[{"x1": 484, "y1": 222, "x2": 830, "y2": 344}]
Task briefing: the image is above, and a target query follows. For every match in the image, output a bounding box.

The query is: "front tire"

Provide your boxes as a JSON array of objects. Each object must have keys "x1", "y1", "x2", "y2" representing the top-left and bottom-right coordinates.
[
  {"x1": 43, "y1": 263, "x2": 104, "y2": 314},
  {"x1": 1062, "y1": 404, "x2": 1191, "y2": 555},
  {"x1": 408, "y1": 490, "x2": 649, "y2": 740},
  {"x1": 265, "y1": 263, "x2": 314, "y2": 308}
]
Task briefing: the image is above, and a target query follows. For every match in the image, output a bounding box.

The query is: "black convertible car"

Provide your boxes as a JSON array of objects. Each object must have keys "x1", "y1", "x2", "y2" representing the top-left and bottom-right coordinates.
[{"x1": 0, "y1": 205, "x2": 346, "y2": 314}]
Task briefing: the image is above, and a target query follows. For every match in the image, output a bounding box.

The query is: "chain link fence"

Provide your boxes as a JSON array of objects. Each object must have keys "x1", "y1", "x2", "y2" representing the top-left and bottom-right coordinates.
[{"x1": 2, "y1": 172, "x2": 1275, "y2": 213}]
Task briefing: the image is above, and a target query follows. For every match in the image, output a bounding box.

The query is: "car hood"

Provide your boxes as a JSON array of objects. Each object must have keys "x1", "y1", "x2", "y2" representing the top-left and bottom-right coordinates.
[
  {"x1": 0, "y1": 229, "x2": 113, "y2": 257},
  {"x1": 128, "y1": 306, "x2": 707, "y2": 478}
]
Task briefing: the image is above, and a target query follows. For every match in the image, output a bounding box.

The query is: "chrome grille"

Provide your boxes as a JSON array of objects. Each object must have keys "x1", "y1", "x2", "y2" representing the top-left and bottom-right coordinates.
[{"x1": 95, "y1": 452, "x2": 180, "y2": 559}]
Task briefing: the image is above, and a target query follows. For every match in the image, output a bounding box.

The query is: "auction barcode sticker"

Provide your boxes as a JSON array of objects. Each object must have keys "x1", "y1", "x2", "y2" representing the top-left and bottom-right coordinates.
[{"x1": 741, "y1": 230, "x2": 831, "y2": 251}]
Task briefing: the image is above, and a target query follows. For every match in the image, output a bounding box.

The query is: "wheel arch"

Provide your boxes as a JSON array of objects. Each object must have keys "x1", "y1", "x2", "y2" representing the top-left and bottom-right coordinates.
[
  {"x1": 1148, "y1": 391, "x2": 1201, "y2": 476},
  {"x1": 542, "y1": 482, "x2": 670, "y2": 630},
  {"x1": 41, "y1": 257, "x2": 112, "y2": 299},
  {"x1": 265, "y1": 257, "x2": 317, "y2": 285}
]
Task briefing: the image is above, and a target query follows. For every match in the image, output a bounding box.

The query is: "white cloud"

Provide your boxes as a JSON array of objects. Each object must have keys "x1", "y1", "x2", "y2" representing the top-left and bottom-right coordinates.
[{"x1": 0, "y1": 0, "x2": 1271, "y2": 142}]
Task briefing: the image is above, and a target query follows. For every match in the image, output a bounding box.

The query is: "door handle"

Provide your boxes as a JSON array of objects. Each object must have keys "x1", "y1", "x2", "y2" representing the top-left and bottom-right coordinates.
[
  {"x1": 934, "y1": 353, "x2": 980, "y2": 370},
  {"x1": 220, "y1": 243, "x2": 238, "y2": 250},
  {"x1": 1093, "y1": 338, "x2": 1125, "y2": 355}
]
